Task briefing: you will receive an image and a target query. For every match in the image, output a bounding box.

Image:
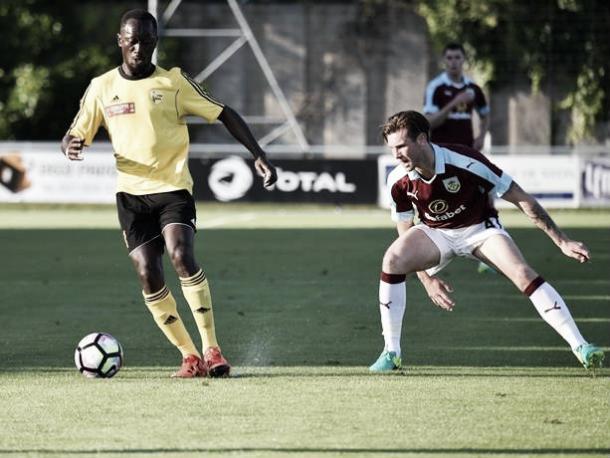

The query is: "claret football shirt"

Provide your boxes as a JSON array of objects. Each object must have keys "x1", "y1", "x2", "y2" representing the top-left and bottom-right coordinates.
[
  {"x1": 68, "y1": 66, "x2": 224, "y2": 195},
  {"x1": 423, "y1": 72, "x2": 489, "y2": 147},
  {"x1": 387, "y1": 143, "x2": 513, "y2": 229}
]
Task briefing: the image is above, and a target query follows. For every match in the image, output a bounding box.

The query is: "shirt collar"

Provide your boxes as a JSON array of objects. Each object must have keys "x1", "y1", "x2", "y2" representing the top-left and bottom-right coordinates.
[
  {"x1": 118, "y1": 64, "x2": 156, "y2": 81},
  {"x1": 408, "y1": 144, "x2": 445, "y2": 180},
  {"x1": 441, "y1": 71, "x2": 472, "y2": 88},
  {"x1": 432, "y1": 143, "x2": 446, "y2": 174}
]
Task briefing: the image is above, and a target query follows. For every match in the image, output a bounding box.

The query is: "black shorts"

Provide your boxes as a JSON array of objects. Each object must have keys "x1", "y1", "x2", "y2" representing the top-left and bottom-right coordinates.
[{"x1": 116, "y1": 190, "x2": 196, "y2": 253}]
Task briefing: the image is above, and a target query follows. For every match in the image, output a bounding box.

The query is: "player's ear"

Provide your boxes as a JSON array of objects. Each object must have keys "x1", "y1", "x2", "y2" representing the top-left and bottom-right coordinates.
[{"x1": 116, "y1": 33, "x2": 122, "y2": 47}]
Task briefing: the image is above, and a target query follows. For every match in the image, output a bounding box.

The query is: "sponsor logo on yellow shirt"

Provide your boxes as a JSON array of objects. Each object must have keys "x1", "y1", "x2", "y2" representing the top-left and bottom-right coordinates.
[{"x1": 105, "y1": 103, "x2": 135, "y2": 117}]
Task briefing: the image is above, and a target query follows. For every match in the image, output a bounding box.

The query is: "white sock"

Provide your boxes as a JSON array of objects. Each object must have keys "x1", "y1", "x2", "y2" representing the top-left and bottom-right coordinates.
[
  {"x1": 529, "y1": 281, "x2": 587, "y2": 350},
  {"x1": 379, "y1": 277, "x2": 406, "y2": 357}
]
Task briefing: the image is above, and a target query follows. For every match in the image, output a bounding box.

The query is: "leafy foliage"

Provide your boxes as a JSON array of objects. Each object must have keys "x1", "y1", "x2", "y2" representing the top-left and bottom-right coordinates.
[
  {"x1": 414, "y1": 0, "x2": 610, "y2": 143},
  {"x1": 1, "y1": 0, "x2": 608, "y2": 144},
  {"x1": 0, "y1": 0, "x2": 132, "y2": 140}
]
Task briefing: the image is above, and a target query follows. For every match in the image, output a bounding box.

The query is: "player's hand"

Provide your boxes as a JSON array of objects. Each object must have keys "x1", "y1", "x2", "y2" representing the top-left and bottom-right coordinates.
[
  {"x1": 422, "y1": 276, "x2": 455, "y2": 311},
  {"x1": 454, "y1": 89, "x2": 475, "y2": 105},
  {"x1": 64, "y1": 137, "x2": 85, "y2": 161},
  {"x1": 559, "y1": 239, "x2": 590, "y2": 263},
  {"x1": 254, "y1": 156, "x2": 277, "y2": 188}
]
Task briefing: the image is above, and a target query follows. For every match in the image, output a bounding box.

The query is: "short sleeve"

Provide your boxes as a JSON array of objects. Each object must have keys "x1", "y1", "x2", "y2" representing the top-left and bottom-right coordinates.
[
  {"x1": 387, "y1": 168, "x2": 415, "y2": 222},
  {"x1": 390, "y1": 187, "x2": 415, "y2": 222},
  {"x1": 471, "y1": 150, "x2": 512, "y2": 197},
  {"x1": 68, "y1": 83, "x2": 104, "y2": 146},
  {"x1": 472, "y1": 84, "x2": 489, "y2": 116},
  {"x1": 423, "y1": 81, "x2": 439, "y2": 114},
  {"x1": 176, "y1": 69, "x2": 224, "y2": 122}
]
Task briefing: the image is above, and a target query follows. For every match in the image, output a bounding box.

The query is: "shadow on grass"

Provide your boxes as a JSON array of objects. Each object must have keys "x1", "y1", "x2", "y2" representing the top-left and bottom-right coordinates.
[
  {"x1": 2, "y1": 366, "x2": 605, "y2": 379},
  {"x1": 1, "y1": 447, "x2": 610, "y2": 455}
]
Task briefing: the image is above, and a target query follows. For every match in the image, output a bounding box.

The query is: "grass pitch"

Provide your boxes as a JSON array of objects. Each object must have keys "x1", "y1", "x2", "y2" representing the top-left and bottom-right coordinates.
[{"x1": 0, "y1": 205, "x2": 609, "y2": 457}]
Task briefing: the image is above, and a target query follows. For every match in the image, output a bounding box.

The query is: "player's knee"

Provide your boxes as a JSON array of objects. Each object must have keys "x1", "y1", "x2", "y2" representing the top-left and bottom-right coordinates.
[
  {"x1": 168, "y1": 244, "x2": 195, "y2": 275},
  {"x1": 169, "y1": 245, "x2": 186, "y2": 267},
  {"x1": 512, "y1": 264, "x2": 537, "y2": 289},
  {"x1": 382, "y1": 249, "x2": 408, "y2": 274},
  {"x1": 132, "y1": 258, "x2": 163, "y2": 290}
]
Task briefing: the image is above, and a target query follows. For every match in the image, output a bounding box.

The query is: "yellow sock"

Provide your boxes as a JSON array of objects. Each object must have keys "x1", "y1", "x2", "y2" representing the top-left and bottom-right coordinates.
[
  {"x1": 143, "y1": 286, "x2": 199, "y2": 358},
  {"x1": 180, "y1": 269, "x2": 219, "y2": 351}
]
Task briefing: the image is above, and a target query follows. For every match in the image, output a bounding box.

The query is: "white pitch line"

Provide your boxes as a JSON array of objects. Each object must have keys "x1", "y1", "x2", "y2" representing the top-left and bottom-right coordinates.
[{"x1": 473, "y1": 317, "x2": 610, "y2": 323}]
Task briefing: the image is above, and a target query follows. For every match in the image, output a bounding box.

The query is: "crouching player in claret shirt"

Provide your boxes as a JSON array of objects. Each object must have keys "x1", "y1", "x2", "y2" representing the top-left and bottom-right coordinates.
[{"x1": 369, "y1": 110, "x2": 604, "y2": 373}]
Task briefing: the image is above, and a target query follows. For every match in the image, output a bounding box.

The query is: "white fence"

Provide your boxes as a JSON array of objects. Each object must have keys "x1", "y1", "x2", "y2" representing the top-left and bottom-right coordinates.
[{"x1": 1, "y1": 142, "x2": 610, "y2": 208}]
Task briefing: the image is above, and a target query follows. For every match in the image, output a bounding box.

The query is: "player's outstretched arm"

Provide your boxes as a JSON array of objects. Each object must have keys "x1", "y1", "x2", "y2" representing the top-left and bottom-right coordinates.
[
  {"x1": 473, "y1": 113, "x2": 489, "y2": 151},
  {"x1": 61, "y1": 134, "x2": 85, "y2": 161},
  {"x1": 393, "y1": 220, "x2": 454, "y2": 310},
  {"x1": 417, "y1": 271, "x2": 455, "y2": 311},
  {"x1": 501, "y1": 181, "x2": 590, "y2": 263},
  {"x1": 426, "y1": 90, "x2": 475, "y2": 129},
  {"x1": 217, "y1": 106, "x2": 277, "y2": 187}
]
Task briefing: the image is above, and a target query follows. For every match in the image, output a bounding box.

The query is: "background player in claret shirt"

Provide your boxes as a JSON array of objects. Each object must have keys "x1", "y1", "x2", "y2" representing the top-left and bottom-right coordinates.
[
  {"x1": 424, "y1": 42, "x2": 494, "y2": 274},
  {"x1": 423, "y1": 43, "x2": 489, "y2": 151},
  {"x1": 61, "y1": 10, "x2": 277, "y2": 378},
  {"x1": 368, "y1": 110, "x2": 604, "y2": 373}
]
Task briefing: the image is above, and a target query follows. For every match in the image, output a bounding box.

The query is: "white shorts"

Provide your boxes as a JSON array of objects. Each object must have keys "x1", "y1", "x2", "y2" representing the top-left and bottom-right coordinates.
[{"x1": 413, "y1": 218, "x2": 511, "y2": 276}]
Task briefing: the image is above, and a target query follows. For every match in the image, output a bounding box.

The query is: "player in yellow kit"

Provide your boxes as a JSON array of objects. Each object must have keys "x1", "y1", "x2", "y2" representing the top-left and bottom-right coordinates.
[{"x1": 61, "y1": 9, "x2": 277, "y2": 378}]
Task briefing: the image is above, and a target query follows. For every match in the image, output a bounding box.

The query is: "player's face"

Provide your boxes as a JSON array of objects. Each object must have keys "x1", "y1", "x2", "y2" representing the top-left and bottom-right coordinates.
[
  {"x1": 117, "y1": 19, "x2": 157, "y2": 75},
  {"x1": 443, "y1": 49, "x2": 465, "y2": 78},
  {"x1": 386, "y1": 129, "x2": 425, "y2": 171}
]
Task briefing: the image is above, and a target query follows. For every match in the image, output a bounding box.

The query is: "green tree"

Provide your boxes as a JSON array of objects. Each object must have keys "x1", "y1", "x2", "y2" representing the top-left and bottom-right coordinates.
[
  {"x1": 415, "y1": 0, "x2": 610, "y2": 144},
  {"x1": 0, "y1": 0, "x2": 137, "y2": 140}
]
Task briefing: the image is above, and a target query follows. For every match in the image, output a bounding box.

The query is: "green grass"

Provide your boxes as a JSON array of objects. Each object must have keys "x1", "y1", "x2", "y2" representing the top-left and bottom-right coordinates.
[
  {"x1": 2, "y1": 367, "x2": 608, "y2": 457},
  {"x1": 0, "y1": 206, "x2": 609, "y2": 457}
]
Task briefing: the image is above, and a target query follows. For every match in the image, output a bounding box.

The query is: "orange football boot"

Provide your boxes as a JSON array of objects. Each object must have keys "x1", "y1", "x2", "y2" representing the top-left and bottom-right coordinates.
[
  {"x1": 171, "y1": 354, "x2": 207, "y2": 378},
  {"x1": 204, "y1": 346, "x2": 231, "y2": 378}
]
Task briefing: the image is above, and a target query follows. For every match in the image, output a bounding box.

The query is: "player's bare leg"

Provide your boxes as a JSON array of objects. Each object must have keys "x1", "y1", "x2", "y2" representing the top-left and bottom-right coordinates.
[
  {"x1": 474, "y1": 235, "x2": 603, "y2": 371},
  {"x1": 370, "y1": 227, "x2": 441, "y2": 372},
  {"x1": 164, "y1": 224, "x2": 231, "y2": 377},
  {"x1": 130, "y1": 241, "x2": 166, "y2": 294},
  {"x1": 130, "y1": 241, "x2": 203, "y2": 377},
  {"x1": 162, "y1": 224, "x2": 198, "y2": 278}
]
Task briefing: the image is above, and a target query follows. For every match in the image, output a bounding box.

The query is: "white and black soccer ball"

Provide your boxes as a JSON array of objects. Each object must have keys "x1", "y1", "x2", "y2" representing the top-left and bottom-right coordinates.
[{"x1": 74, "y1": 332, "x2": 124, "y2": 378}]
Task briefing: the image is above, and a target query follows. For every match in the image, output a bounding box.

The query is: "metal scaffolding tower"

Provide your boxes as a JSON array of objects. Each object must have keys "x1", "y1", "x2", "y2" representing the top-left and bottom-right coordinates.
[{"x1": 148, "y1": 0, "x2": 309, "y2": 152}]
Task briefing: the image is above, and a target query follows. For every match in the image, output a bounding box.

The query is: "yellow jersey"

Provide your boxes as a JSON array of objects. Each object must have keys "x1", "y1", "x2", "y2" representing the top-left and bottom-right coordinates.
[{"x1": 68, "y1": 65, "x2": 223, "y2": 195}]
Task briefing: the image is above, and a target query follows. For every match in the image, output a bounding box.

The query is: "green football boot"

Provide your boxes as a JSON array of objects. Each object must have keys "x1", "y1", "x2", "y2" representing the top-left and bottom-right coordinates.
[
  {"x1": 573, "y1": 343, "x2": 604, "y2": 370},
  {"x1": 477, "y1": 261, "x2": 496, "y2": 274},
  {"x1": 369, "y1": 350, "x2": 402, "y2": 372}
]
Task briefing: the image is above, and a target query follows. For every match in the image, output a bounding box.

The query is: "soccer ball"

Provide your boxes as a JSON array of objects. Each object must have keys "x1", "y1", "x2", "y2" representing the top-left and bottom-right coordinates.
[{"x1": 74, "y1": 332, "x2": 124, "y2": 378}]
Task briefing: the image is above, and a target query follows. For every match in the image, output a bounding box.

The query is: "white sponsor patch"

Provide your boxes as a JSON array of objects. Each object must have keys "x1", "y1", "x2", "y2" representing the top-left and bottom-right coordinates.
[{"x1": 428, "y1": 199, "x2": 449, "y2": 214}]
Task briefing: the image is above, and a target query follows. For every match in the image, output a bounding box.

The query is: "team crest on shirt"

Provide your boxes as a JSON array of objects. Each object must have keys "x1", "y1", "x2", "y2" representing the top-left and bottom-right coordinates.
[
  {"x1": 150, "y1": 90, "x2": 163, "y2": 104},
  {"x1": 442, "y1": 176, "x2": 461, "y2": 193}
]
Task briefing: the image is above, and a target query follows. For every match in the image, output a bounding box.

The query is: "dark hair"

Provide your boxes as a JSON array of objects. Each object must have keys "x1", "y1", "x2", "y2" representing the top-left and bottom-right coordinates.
[
  {"x1": 382, "y1": 111, "x2": 430, "y2": 142},
  {"x1": 443, "y1": 42, "x2": 466, "y2": 56},
  {"x1": 120, "y1": 9, "x2": 158, "y2": 33}
]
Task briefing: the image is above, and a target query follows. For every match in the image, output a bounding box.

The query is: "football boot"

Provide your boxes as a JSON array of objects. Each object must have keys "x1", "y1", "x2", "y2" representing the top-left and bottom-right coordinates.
[{"x1": 204, "y1": 346, "x2": 231, "y2": 378}]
